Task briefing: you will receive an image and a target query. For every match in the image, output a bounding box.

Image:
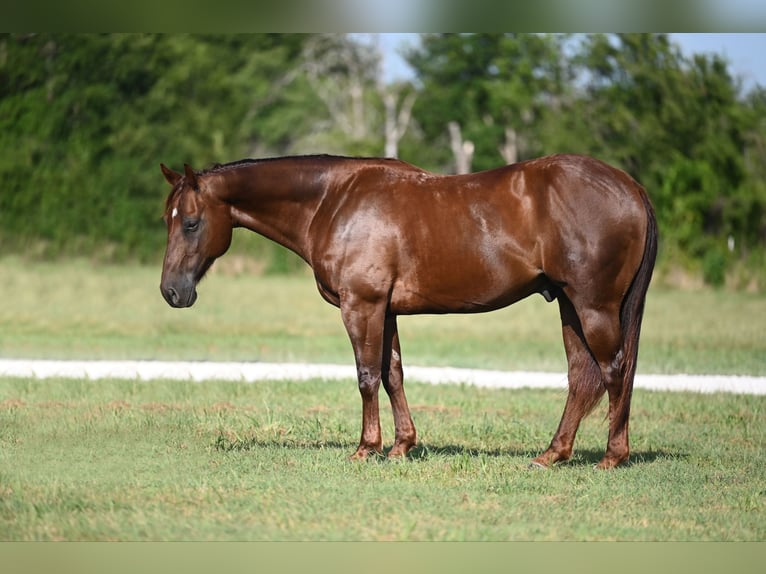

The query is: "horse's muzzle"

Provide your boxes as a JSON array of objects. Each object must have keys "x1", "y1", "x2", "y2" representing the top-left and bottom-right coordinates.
[{"x1": 160, "y1": 282, "x2": 198, "y2": 308}]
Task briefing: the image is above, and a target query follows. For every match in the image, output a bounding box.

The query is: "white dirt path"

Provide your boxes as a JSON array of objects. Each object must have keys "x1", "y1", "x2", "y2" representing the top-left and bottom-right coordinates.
[{"x1": 0, "y1": 359, "x2": 764, "y2": 395}]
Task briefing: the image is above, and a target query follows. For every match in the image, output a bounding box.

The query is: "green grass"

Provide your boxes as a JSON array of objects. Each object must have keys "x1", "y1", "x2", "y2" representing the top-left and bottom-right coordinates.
[
  {"x1": 0, "y1": 257, "x2": 765, "y2": 374},
  {"x1": 0, "y1": 258, "x2": 764, "y2": 541},
  {"x1": 1, "y1": 377, "x2": 763, "y2": 541}
]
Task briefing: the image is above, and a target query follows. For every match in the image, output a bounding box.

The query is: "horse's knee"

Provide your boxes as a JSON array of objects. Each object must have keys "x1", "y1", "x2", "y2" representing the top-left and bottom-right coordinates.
[{"x1": 357, "y1": 367, "x2": 381, "y2": 397}]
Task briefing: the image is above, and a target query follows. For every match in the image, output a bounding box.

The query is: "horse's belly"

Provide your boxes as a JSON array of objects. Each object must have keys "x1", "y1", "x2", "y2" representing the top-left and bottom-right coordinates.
[{"x1": 389, "y1": 261, "x2": 540, "y2": 315}]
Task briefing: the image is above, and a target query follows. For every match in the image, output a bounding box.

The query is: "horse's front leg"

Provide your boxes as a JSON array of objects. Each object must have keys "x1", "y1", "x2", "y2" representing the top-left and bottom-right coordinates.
[{"x1": 340, "y1": 294, "x2": 387, "y2": 460}]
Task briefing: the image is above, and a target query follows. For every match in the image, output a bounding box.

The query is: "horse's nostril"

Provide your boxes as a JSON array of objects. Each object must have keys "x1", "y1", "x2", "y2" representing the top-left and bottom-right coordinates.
[
  {"x1": 161, "y1": 282, "x2": 196, "y2": 308},
  {"x1": 161, "y1": 285, "x2": 179, "y2": 306}
]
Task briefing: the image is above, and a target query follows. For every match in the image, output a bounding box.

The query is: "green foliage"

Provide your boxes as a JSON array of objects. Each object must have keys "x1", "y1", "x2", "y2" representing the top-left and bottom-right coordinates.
[
  {"x1": 570, "y1": 34, "x2": 758, "y2": 278},
  {"x1": 405, "y1": 33, "x2": 569, "y2": 171},
  {"x1": 1, "y1": 33, "x2": 765, "y2": 286},
  {"x1": 0, "y1": 33, "x2": 324, "y2": 262},
  {"x1": 701, "y1": 246, "x2": 727, "y2": 288}
]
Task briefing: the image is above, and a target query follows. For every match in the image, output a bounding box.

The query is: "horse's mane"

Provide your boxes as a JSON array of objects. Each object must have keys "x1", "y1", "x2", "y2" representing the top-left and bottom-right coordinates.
[
  {"x1": 164, "y1": 156, "x2": 423, "y2": 214},
  {"x1": 199, "y1": 154, "x2": 408, "y2": 175}
]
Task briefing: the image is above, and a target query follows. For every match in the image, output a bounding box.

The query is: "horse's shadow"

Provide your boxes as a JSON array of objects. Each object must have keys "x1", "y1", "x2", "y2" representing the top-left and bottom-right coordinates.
[
  {"x1": 404, "y1": 444, "x2": 683, "y2": 467},
  {"x1": 215, "y1": 434, "x2": 683, "y2": 468}
]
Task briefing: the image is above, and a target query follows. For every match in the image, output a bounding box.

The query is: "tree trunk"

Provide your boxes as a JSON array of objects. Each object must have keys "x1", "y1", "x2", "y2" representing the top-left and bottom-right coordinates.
[
  {"x1": 448, "y1": 121, "x2": 474, "y2": 174},
  {"x1": 499, "y1": 126, "x2": 518, "y2": 164},
  {"x1": 383, "y1": 90, "x2": 416, "y2": 158}
]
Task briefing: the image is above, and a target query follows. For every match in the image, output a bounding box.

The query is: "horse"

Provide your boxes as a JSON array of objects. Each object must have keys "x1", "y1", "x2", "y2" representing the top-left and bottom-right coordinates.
[{"x1": 159, "y1": 153, "x2": 657, "y2": 469}]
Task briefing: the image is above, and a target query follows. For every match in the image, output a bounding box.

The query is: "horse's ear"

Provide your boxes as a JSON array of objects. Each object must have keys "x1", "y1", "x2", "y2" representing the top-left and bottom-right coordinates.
[
  {"x1": 183, "y1": 163, "x2": 200, "y2": 192},
  {"x1": 160, "y1": 163, "x2": 183, "y2": 186}
]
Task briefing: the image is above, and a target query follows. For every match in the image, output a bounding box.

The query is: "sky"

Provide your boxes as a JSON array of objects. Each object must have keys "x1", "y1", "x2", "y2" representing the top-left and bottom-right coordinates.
[
  {"x1": 375, "y1": 33, "x2": 766, "y2": 92},
  {"x1": 671, "y1": 34, "x2": 766, "y2": 90}
]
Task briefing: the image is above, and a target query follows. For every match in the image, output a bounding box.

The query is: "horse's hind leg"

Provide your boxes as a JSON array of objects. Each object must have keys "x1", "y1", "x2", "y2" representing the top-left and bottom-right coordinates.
[
  {"x1": 532, "y1": 294, "x2": 606, "y2": 468},
  {"x1": 577, "y1": 303, "x2": 631, "y2": 469},
  {"x1": 381, "y1": 315, "x2": 417, "y2": 457}
]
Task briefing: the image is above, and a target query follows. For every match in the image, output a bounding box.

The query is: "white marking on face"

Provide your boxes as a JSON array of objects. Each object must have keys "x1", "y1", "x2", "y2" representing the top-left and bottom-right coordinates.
[{"x1": 171, "y1": 207, "x2": 178, "y2": 219}]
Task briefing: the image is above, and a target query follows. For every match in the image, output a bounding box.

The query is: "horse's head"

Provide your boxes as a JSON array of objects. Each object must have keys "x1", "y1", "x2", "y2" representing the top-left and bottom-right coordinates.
[{"x1": 159, "y1": 163, "x2": 233, "y2": 308}]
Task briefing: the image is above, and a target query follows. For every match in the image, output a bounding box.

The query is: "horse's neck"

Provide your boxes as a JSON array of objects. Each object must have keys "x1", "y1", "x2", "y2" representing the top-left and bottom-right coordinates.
[{"x1": 215, "y1": 160, "x2": 331, "y2": 261}]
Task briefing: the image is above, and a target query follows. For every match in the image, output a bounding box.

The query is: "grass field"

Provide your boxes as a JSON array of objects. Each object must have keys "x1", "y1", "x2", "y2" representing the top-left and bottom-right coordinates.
[
  {"x1": 1, "y1": 377, "x2": 764, "y2": 541},
  {"x1": 1, "y1": 257, "x2": 765, "y2": 374},
  {"x1": 0, "y1": 258, "x2": 765, "y2": 541}
]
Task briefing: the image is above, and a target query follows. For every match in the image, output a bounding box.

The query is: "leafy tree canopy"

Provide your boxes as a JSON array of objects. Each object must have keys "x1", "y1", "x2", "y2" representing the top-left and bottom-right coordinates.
[{"x1": 1, "y1": 33, "x2": 764, "y2": 286}]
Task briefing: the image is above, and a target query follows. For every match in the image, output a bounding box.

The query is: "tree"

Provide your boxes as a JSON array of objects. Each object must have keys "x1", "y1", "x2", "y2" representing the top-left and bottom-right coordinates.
[
  {"x1": 0, "y1": 34, "x2": 320, "y2": 260},
  {"x1": 404, "y1": 33, "x2": 569, "y2": 173},
  {"x1": 298, "y1": 33, "x2": 418, "y2": 159},
  {"x1": 571, "y1": 35, "x2": 757, "y2": 269},
  {"x1": 380, "y1": 82, "x2": 416, "y2": 159},
  {"x1": 2, "y1": 33, "x2": 764, "y2": 285},
  {"x1": 299, "y1": 34, "x2": 381, "y2": 155}
]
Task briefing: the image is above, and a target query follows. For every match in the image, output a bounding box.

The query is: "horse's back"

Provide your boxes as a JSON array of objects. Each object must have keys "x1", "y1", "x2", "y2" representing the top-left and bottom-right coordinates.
[{"x1": 310, "y1": 154, "x2": 650, "y2": 315}]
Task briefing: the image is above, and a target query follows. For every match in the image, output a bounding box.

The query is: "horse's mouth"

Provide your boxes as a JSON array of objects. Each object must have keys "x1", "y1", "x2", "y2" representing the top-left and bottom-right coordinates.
[{"x1": 160, "y1": 260, "x2": 211, "y2": 309}]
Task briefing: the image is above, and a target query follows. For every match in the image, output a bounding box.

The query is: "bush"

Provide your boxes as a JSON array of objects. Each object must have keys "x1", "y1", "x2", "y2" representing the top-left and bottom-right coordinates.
[{"x1": 701, "y1": 246, "x2": 728, "y2": 288}]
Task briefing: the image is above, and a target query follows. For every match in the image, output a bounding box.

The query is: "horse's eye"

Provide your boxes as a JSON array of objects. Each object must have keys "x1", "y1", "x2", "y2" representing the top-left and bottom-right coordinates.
[{"x1": 183, "y1": 219, "x2": 200, "y2": 233}]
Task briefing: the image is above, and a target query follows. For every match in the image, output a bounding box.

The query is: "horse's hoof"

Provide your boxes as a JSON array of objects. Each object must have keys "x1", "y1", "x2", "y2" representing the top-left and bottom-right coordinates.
[
  {"x1": 349, "y1": 448, "x2": 383, "y2": 461},
  {"x1": 528, "y1": 461, "x2": 548, "y2": 470},
  {"x1": 387, "y1": 443, "x2": 415, "y2": 459},
  {"x1": 594, "y1": 456, "x2": 627, "y2": 470}
]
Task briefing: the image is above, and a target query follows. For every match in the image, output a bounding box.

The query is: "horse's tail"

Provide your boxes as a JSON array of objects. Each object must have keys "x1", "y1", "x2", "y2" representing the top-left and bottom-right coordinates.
[{"x1": 615, "y1": 186, "x2": 658, "y2": 424}]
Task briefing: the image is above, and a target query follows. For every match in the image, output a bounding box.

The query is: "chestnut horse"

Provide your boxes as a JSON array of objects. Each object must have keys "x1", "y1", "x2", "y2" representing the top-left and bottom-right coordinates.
[{"x1": 160, "y1": 154, "x2": 657, "y2": 469}]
